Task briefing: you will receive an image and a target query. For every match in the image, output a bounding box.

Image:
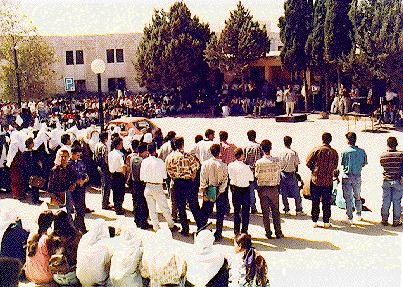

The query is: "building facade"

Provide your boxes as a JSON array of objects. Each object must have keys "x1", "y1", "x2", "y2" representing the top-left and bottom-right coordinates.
[{"x1": 43, "y1": 31, "x2": 286, "y2": 95}]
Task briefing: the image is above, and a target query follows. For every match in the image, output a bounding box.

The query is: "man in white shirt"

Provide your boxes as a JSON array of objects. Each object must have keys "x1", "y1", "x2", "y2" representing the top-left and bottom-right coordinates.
[
  {"x1": 158, "y1": 131, "x2": 176, "y2": 161},
  {"x1": 228, "y1": 148, "x2": 254, "y2": 235},
  {"x1": 140, "y1": 144, "x2": 178, "y2": 232},
  {"x1": 279, "y1": 136, "x2": 305, "y2": 215},
  {"x1": 275, "y1": 86, "x2": 284, "y2": 115},
  {"x1": 193, "y1": 129, "x2": 215, "y2": 163},
  {"x1": 255, "y1": 140, "x2": 284, "y2": 239},
  {"x1": 108, "y1": 137, "x2": 126, "y2": 215}
]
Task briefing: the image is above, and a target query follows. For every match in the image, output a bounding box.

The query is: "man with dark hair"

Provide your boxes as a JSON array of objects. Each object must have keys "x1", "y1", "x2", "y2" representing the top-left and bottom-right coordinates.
[
  {"x1": 199, "y1": 144, "x2": 228, "y2": 241},
  {"x1": 129, "y1": 143, "x2": 152, "y2": 229},
  {"x1": 166, "y1": 137, "x2": 201, "y2": 236},
  {"x1": 244, "y1": 129, "x2": 263, "y2": 214},
  {"x1": 255, "y1": 140, "x2": 284, "y2": 239},
  {"x1": 194, "y1": 129, "x2": 215, "y2": 163},
  {"x1": 306, "y1": 132, "x2": 339, "y2": 228},
  {"x1": 140, "y1": 144, "x2": 178, "y2": 232},
  {"x1": 108, "y1": 137, "x2": 127, "y2": 215},
  {"x1": 94, "y1": 131, "x2": 112, "y2": 210},
  {"x1": 341, "y1": 132, "x2": 367, "y2": 224},
  {"x1": 228, "y1": 148, "x2": 254, "y2": 235},
  {"x1": 380, "y1": 137, "x2": 403, "y2": 227},
  {"x1": 0, "y1": 257, "x2": 22, "y2": 287},
  {"x1": 158, "y1": 131, "x2": 176, "y2": 161},
  {"x1": 60, "y1": 133, "x2": 72, "y2": 152},
  {"x1": 279, "y1": 136, "x2": 304, "y2": 215},
  {"x1": 67, "y1": 144, "x2": 89, "y2": 232}
]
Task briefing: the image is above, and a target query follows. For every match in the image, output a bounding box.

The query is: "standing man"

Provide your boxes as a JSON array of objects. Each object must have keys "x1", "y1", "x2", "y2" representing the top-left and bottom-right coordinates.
[
  {"x1": 228, "y1": 148, "x2": 254, "y2": 235},
  {"x1": 219, "y1": 130, "x2": 237, "y2": 213},
  {"x1": 140, "y1": 144, "x2": 178, "y2": 232},
  {"x1": 129, "y1": 143, "x2": 152, "y2": 229},
  {"x1": 94, "y1": 132, "x2": 112, "y2": 210},
  {"x1": 275, "y1": 86, "x2": 284, "y2": 115},
  {"x1": 166, "y1": 137, "x2": 201, "y2": 236},
  {"x1": 67, "y1": 145, "x2": 89, "y2": 233},
  {"x1": 255, "y1": 140, "x2": 284, "y2": 239},
  {"x1": 341, "y1": 132, "x2": 367, "y2": 224},
  {"x1": 199, "y1": 144, "x2": 228, "y2": 241},
  {"x1": 380, "y1": 137, "x2": 403, "y2": 227},
  {"x1": 158, "y1": 131, "x2": 176, "y2": 161},
  {"x1": 108, "y1": 137, "x2": 126, "y2": 215},
  {"x1": 279, "y1": 136, "x2": 305, "y2": 215},
  {"x1": 194, "y1": 129, "x2": 215, "y2": 163},
  {"x1": 244, "y1": 130, "x2": 263, "y2": 214},
  {"x1": 306, "y1": 133, "x2": 339, "y2": 228}
]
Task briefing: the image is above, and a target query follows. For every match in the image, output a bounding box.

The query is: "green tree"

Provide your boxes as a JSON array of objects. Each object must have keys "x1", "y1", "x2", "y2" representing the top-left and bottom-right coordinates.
[
  {"x1": 278, "y1": 0, "x2": 311, "y2": 79},
  {"x1": 135, "y1": 2, "x2": 212, "y2": 96},
  {"x1": 0, "y1": 0, "x2": 56, "y2": 102},
  {"x1": 205, "y1": 1, "x2": 268, "y2": 88},
  {"x1": 324, "y1": 0, "x2": 354, "y2": 84},
  {"x1": 348, "y1": 0, "x2": 402, "y2": 90}
]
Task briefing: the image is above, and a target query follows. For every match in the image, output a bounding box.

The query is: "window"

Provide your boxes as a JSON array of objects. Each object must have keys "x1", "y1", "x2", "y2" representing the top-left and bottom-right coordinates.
[
  {"x1": 76, "y1": 50, "x2": 84, "y2": 65},
  {"x1": 66, "y1": 51, "x2": 74, "y2": 65},
  {"x1": 116, "y1": 49, "x2": 124, "y2": 62},
  {"x1": 75, "y1": 80, "x2": 86, "y2": 94},
  {"x1": 108, "y1": 78, "x2": 117, "y2": 92},
  {"x1": 106, "y1": 49, "x2": 115, "y2": 63}
]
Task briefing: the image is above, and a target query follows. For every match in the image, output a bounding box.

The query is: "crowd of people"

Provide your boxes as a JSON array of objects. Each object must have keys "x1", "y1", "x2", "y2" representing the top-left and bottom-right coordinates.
[{"x1": 0, "y1": 100, "x2": 402, "y2": 286}]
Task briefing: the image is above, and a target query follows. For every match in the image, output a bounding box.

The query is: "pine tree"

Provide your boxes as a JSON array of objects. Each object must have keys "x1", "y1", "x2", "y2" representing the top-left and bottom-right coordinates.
[
  {"x1": 135, "y1": 2, "x2": 212, "y2": 97},
  {"x1": 205, "y1": 1, "x2": 268, "y2": 87}
]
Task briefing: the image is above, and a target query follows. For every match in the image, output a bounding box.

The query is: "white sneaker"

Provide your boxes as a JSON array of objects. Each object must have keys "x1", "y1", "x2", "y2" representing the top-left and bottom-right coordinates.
[
  {"x1": 313, "y1": 222, "x2": 319, "y2": 228},
  {"x1": 356, "y1": 215, "x2": 362, "y2": 221},
  {"x1": 296, "y1": 211, "x2": 306, "y2": 216},
  {"x1": 324, "y1": 223, "x2": 332, "y2": 229},
  {"x1": 348, "y1": 219, "x2": 354, "y2": 225}
]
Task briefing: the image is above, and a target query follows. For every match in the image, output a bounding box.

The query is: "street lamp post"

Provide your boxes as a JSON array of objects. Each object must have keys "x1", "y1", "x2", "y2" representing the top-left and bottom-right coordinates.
[
  {"x1": 13, "y1": 45, "x2": 22, "y2": 108},
  {"x1": 91, "y1": 59, "x2": 106, "y2": 131}
]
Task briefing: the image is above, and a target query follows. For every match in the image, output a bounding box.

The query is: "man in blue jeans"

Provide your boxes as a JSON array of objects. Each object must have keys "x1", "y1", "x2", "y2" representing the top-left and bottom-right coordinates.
[
  {"x1": 341, "y1": 132, "x2": 367, "y2": 225},
  {"x1": 380, "y1": 137, "x2": 403, "y2": 227}
]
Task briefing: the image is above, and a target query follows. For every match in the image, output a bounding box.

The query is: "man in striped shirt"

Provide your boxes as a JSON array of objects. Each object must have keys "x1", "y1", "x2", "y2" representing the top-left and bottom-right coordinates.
[
  {"x1": 380, "y1": 137, "x2": 403, "y2": 227},
  {"x1": 306, "y1": 132, "x2": 339, "y2": 228}
]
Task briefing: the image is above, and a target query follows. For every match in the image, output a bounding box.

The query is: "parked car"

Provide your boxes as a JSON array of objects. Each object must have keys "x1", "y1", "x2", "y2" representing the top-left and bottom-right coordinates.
[{"x1": 107, "y1": 117, "x2": 159, "y2": 136}]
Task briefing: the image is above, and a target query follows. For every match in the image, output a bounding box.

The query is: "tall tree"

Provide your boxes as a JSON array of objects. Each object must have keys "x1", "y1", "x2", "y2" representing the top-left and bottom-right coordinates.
[
  {"x1": 348, "y1": 0, "x2": 402, "y2": 90},
  {"x1": 135, "y1": 2, "x2": 212, "y2": 97},
  {"x1": 324, "y1": 0, "x2": 354, "y2": 84},
  {"x1": 205, "y1": 1, "x2": 268, "y2": 88},
  {"x1": 0, "y1": 0, "x2": 56, "y2": 102},
  {"x1": 278, "y1": 0, "x2": 311, "y2": 79}
]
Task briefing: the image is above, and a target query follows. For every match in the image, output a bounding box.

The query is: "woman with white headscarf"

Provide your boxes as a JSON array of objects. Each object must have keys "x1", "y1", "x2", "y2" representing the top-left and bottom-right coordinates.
[
  {"x1": 141, "y1": 228, "x2": 187, "y2": 287},
  {"x1": 76, "y1": 219, "x2": 112, "y2": 287},
  {"x1": 186, "y1": 230, "x2": 228, "y2": 287},
  {"x1": 123, "y1": 128, "x2": 135, "y2": 151},
  {"x1": 110, "y1": 219, "x2": 143, "y2": 287},
  {"x1": 6, "y1": 131, "x2": 26, "y2": 199}
]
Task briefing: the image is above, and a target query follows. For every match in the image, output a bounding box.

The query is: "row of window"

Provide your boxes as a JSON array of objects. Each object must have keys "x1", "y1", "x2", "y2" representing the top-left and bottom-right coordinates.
[
  {"x1": 66, "y1": 49, "x2": 124, "y2": 65},
  {"x1": 73, "y1": 78, "x2": 126, "y2": 93}
]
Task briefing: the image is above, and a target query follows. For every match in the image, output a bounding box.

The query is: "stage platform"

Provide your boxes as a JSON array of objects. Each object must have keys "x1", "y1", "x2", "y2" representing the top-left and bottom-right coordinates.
[{"x1": 275, "y1": 113, "x2": 307, "y2": 123}]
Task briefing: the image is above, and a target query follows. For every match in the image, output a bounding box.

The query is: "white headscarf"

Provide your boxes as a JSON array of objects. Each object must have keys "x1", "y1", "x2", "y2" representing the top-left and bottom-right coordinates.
[
  {"x1": 34, "y1": 127, "x2": 49, "y2": 153},
  {"x1": 48, "y1": 128, "x2": 63, "y2": 151},
  {"x1": 123, "y1": 128, "x2": 135, "y2": 151},
  {"x1": 66, "y1": 125, "x2": 79, "y2": 142},
  {"x1": 186, "y1": 230, "x2": 225, "y2": 286},
  {"x1": 0, "y1": 200, "x2": 19, "y2": 244},
  {"x1": 6, "y1": 131, "x2": 26, "y2": 167},
  {"x1": 88, "y1": 129, "x2": 100, "y2": 153}
]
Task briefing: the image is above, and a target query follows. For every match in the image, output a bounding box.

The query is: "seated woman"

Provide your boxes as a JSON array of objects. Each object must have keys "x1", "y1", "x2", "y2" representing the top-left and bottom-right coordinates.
[
  {"x1": 110, "y1": 219, "x2": 143, "y2": 287},
  {"x1": 186, "y1": 230, "x2": 228, "y2": 287},
  {"x1": 48, "y1": 210, "x2": 82, "y2": 286},
  {"x1": 229, "y1": 233, "x2": 270, "y2": 287},
  {"x1": 0, "y1": 203, "x2": 29, "y2": 265},
  {"x1": 24, "y1": 210, "x2": 55, "y2": 285},
  {"x1": 141, "y1": 228, "x2": 187, "y2": 287}
]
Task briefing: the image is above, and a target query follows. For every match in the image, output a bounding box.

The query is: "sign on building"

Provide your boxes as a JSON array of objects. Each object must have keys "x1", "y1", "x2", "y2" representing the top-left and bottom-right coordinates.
[{"x1": 64, "y1": 77, "x2": 75, "y2": 92}]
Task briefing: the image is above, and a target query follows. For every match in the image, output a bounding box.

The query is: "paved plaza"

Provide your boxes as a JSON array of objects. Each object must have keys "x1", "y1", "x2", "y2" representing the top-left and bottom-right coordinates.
[{"x1": 2, "y1": 115, "x2": 401, "y2": 287}]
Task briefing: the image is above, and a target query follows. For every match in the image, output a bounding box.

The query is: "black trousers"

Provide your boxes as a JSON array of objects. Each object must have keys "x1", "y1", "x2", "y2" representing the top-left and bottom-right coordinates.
[
  {"x1": 111, "y1": 172, "x2": 125, "y2": 212},
  {"x1": 98, "y1": 167, "x2": 111, "y2": 209},
  {"x1": 231, "y1": 185, "x2": 250, "y2": 234},
  {"x1": 310, "y1": 182, "x2": 332, "y2": 223},
  {"x1": 0, "y1": 167, "x2": 11, "y2": 192},
  {"x1": 173, "y1": 179, "x2": 202, "y2": 232},
  {"x1": 201, "y1": 190, "x2": 226, "y2": 237},
  {"x1": 131, "y1": 181, "x2": 149, "y2": 228}
]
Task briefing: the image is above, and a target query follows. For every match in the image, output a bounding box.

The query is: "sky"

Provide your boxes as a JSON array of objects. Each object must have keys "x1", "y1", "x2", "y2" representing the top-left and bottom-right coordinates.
[{"x1": 18, "y1": 0, "x2": 285, "y2": 35}]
